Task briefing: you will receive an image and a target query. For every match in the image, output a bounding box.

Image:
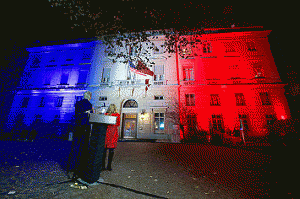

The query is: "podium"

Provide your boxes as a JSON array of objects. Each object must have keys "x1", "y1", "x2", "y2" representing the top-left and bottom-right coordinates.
[{"x1": 75, "y1": 113, "x2": 117, "y2": 184}]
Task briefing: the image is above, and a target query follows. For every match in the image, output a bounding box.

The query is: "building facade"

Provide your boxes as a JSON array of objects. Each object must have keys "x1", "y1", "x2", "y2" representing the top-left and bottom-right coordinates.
[{"x1": 6, "y1": 27, "x2": 291, "y2": 141}]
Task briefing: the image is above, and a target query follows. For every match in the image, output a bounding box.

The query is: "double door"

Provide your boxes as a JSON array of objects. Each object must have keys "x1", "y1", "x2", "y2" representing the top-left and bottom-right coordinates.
[{"x1": 122, "y1": 113, "x2": 137, "y2": 138}]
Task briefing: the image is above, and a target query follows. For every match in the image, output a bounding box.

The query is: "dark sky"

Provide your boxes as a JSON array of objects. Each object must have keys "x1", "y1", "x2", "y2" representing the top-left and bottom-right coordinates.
[{"x1": 2, "y1": 1, "x2": 297, "y2": 90}]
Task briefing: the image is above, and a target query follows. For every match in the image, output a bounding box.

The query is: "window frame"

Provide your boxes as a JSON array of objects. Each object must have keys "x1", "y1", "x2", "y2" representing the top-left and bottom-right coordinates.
[
  {"x1": 154, "y1": 95, "x2": 164, "y2": 100},
  {"x1": 210, "y1": 94, "x2": 221, "y2": 106},
  {"x1": 154, "y1": 65, "x2": 164, "y2": 81},
  {"x1": 154, "y1": 112, "x2": 165, "y2": 132},
  {"x1": 185, "y1": 94, "x2": 195, "y2": 106},
  {"x1": 123, "y1": 99, "x2": 138, "y2": 108},
  {"x1": 235, "y1": 93, "x2": 246, "y2": 106},
  {"x1": 183, "y1": 66, "x2": 195, "y2": 81},
  {"x1": 99, "y1": 96, "x2": 108, "y2": 101},
  {"x1": 74, "y1": 96, "x2": 83, "y2": 107},
  {"x1": 239, "y1": 114, "x2": 250, "y2": 132},
  {"x1": 38, "y1": 97, "x2": 45, "y2": 107},
  {"x1": 259, "y1": 92, "x2": 271, "y2": 105},
  {"x1": 211, "y1": 114, "x2": 224, "y2": 131},
  {"x1": 21, "y1": 97, "x2": 30, "y2": 108},
  {"x1": 203, "y1": 41, "x2": 212, "y2": 53},
  {"x1": 56, "y1": 97, "x2": 64, "y2": 107},
  {"x1": 266, "y1": 115, "x2": 276, "y2": 126}
]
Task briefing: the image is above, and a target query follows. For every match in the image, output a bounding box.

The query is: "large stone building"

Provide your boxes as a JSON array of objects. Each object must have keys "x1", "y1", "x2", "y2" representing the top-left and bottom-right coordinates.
[{"x1": 6, "y1": 27, "x2": 291, "y2": 141}]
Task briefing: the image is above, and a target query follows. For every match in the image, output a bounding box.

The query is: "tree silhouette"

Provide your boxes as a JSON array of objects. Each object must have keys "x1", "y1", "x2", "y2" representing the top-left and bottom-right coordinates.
[{"x1": 46, "y1": 1, "x2": 252, "y2": 65}]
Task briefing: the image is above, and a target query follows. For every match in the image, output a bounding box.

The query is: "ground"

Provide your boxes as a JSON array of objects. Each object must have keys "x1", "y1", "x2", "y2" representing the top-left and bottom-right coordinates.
[{"x1": 0, "y1": 139, "x2": 296, "y2": 198}]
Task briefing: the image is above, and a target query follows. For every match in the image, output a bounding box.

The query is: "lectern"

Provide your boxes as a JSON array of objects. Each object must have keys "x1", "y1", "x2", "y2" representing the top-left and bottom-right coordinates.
[{"x1": 76, "y1": 113, "x2": 117, "y2": 184}]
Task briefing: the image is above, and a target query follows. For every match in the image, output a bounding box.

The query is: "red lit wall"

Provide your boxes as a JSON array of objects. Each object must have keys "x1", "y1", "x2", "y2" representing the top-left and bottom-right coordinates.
[{"x1": 178, "y1": 29, "x2": 291, "y2": 137}]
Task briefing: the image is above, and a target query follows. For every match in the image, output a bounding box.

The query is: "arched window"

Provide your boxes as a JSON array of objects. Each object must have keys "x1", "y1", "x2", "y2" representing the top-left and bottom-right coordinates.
[{"x1": 123, "y1": 99, "x2": 138, "y2": 108}]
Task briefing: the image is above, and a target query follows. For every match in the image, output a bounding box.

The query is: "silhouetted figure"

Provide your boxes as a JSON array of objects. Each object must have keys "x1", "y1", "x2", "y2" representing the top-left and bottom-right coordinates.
[
  {"x1": 68, "y1": 91, "x2": 93, "y2": 178},
  {"x1": 102, "y1": 104, "x2": 120, "y2": 171}
]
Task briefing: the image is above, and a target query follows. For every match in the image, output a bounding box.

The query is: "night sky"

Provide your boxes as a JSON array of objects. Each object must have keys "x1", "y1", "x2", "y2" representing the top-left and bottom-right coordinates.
[{"x1": 2, "y1": 1, "x2": 297, "y2": 91}]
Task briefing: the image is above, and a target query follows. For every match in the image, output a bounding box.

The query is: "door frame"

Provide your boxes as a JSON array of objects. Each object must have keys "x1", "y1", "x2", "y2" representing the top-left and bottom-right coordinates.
[{"x1": 121, "y1": 113, "x2": 138, "y2": 139}]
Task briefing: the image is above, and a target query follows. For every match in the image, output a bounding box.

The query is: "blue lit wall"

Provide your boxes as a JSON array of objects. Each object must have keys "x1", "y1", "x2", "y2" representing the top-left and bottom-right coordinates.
[{"x1": 6, "y1": 39, "x2": 100, "y2": 139}]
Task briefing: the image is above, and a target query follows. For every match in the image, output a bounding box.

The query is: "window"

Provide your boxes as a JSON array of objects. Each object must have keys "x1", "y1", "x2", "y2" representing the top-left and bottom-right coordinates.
[
  {"x1": 33, "y1": 114, "x2": 42, "y2": 124},
  {"x1": 185, "y1": 94, "x2": 195, "y2": 106},
  {"x1": 247, "y1": 42, "x2": 256, "y2": 51},
  {"x1": 101, "y1": 68, "x2": 111, "y2": 83},
  {"x1": 21, "y1": 97, "x2": 30, "y2": 107},
  {"x1": 123, "y1": 99, "x2": 138, "y2": 108},
  {"x1": 203, "y1": 41, "x2": 212, "y2": 53},
  {"x1": 187, "y1": 114, "x2": 197, "y2": 132},
  {"x1": 224, "y1": 42, "x2": 236, "y2": 53},
  {"x1": 39, "y1": 97, "x2": 45, "y2": 107},
  {"x1": 235, "y1": 93, "x2": 246, "y2": 106},
  {"x1": 128, "y1": 45, "x2": 137, "y2": 56},
  {"x1": 99, "y1": 97, "x2": 107, "y2": 107},
  {"x1": 266, "y1": 115, "x2": 276, "y2": 126},
  {"x1": 77, "y1": 71, "x2": 88, "y2": 85},
  {"x1": 61, "y1": 64, "x2": 74, "y2": 66},
  {"x1": 154, "y1": 65, "x2": 164, "y2": 81},
  {"x1": 153, "y1": 44, "x2": 164, "y2": 54},
  {"x1": 210, "y1": 94, "x2": 220, "y2": 106},
  {"x1": 154, "y1": 113, "x2": 164, "y2": 131},
  {"x1": 212, "y1": 114, "x2": 224, "y2": 130},
  {"x1": 259, "y1": 92, "x2": 271, "y2": 105},
  {"x1": 154, "y1": 95, "x2": 164, "y2": 100},
  {"x1": 31, "y1": 55, "x2": 41, "y2": 68},
  {"x1": 46, "y1": 64, "x2": 57, "y2": 67},
  {"x1": 60, "y1": 73, "x2": 69, "y2": 85},
  {"x1": 82, "y1": 51, "x2": 91, "y2": 60},
  {"x1": 74, "y1": 96, "x2": 83, "y2": 106},
  {"x1": 254, "y1": 66, "x2": 264, "y2": 78},
  {"x1": 56, "y1": 97, "x2": 64, "y2": 107},
  {"x1": 44, "y1": 71, "x2": 52, "y2": 85},
  {"x1": 180, "y1": 44, "x2": 193, "y2": 57},
  {"x1": 99, "y1": 96, "x2": 107, "y2": 101},
  {"x1": 105, "y1": 46, "x2": 114, "y2": 56},
  {"x1": 183, "y1": 67, "x2": 194, "y2": 81},
  {"x1": 239, "y1": 114, "x2": 250, "y2": 132}
]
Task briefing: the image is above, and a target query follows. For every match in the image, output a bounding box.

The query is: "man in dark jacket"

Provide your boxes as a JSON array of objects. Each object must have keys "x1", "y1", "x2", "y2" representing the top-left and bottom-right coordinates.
[{"x1": 68, "y1": 91, "x2": 93, "y2": 178}]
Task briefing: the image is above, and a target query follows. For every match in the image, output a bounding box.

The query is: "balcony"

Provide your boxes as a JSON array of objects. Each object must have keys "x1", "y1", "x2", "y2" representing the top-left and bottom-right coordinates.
[
  {"x1": 153, "y1": 80, "x2": 167, "y2": 85},
  {"x1": 114, "y1": 79, "x2": 144, "y2": 86},
  {"x1": 182, "y1": 81, "x2": 196, "y2": 86}
]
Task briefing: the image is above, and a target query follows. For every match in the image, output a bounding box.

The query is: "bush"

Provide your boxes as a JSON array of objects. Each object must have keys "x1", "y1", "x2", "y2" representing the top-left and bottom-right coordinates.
[
  {"x1": 267, "y1": 118, "x2": 299, "y2": 147},
  {"x1": 184, "y1": 126, "x2": 209, "y2": 143}
]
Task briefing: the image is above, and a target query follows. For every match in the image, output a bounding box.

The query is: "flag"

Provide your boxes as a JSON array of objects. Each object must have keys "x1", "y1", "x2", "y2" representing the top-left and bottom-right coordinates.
[
  {"x1": 145, "y1": 79, "x2": 150, "y2": 97},
  {"x1": 129, "y1": 59, "x2": 154, "y2": 76}
]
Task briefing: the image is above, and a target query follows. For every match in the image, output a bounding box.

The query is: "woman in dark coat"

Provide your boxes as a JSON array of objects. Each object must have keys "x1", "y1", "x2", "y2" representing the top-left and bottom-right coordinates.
[{"x1": 102, "y1": 104, "x2": 120, "y2": 171}]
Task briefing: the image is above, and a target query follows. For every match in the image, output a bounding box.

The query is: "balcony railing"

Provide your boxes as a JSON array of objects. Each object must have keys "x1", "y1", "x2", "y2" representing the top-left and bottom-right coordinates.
[
  {"x1": 116, "y1": 80, "x2": 143, "y2": 86},
  {"x1": 153, "y1": 80, "x2": 167, "y2": 85}
]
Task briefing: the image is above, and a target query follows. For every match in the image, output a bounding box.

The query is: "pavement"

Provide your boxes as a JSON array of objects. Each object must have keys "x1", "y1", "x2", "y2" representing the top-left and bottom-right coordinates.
[{"x1": 0, "y1": 138, "x2": 295, "y2": 198}]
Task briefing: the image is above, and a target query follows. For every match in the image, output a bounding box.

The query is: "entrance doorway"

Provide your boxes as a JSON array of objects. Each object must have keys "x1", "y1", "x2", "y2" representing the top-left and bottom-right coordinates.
[{"x1": 122, "y1": 113, "x2": 137, "y2": 138}]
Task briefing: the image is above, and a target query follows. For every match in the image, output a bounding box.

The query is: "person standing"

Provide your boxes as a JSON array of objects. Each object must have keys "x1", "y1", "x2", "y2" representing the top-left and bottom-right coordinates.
[
  {"x1": 68, "y1": 91, "x2": 93, "y2": 178},
  {"x1": 102, "y1": 104, "x2": 120, "y2": 171}
]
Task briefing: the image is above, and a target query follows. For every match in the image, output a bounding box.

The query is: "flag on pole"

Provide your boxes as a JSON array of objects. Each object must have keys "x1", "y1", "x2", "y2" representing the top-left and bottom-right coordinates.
[{"x1": 128, "y1": 59, "x2": 154, "y2": 76}]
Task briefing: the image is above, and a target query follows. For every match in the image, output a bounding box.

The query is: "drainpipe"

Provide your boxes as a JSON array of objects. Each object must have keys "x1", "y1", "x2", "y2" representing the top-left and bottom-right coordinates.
[{"x1": 174, "y1": 31, "x2": 183, "y2": 142}]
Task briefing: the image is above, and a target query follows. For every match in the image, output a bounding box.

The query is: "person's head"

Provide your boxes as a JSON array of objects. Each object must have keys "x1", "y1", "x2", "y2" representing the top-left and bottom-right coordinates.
[
  {"x1": 107, "y1": 104, "x2": 118, "y2": 114},
  {"x1": 84, "y1": 91, "x2": 92, "y2": 101}
]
